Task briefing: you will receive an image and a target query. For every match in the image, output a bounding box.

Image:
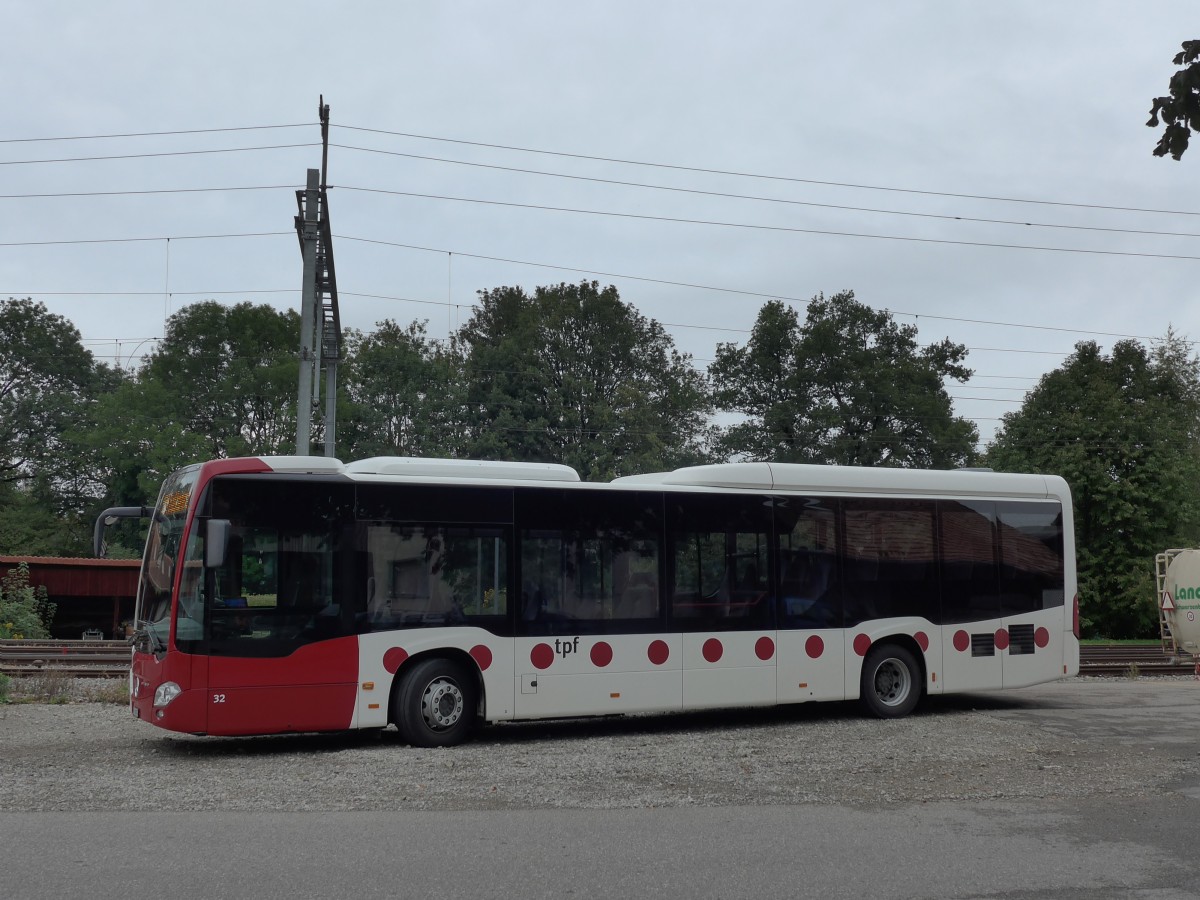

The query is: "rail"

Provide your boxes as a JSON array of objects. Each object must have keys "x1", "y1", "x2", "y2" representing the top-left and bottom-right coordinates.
[
  {"x1": 2, "y1": 639, "x2": 1196, "y2": 680},
  {"x1": 1076, "y1": 643, "x2": 1197, "y2": 676},
  {"x1": 0, "y1": 639, "x2": 130, "y2": 677}
]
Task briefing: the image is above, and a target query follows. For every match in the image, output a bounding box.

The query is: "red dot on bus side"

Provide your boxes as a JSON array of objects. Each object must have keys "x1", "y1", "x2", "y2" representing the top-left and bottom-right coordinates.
[
  {"x1": 531, "y1": 643, "x2": 554, "y2": 670},
  {"x1": 702, "y1": 638, "x2": 723, "y2": 663},
  {"x1": 383, "y1": 647, "x2": 408, "y2": 674},
  {"x1": 852, "y1": 634, "x2": 871, "y2": 657},
  {"x1": 591, "y1": 641, "x2": 613, "y2": 668},
  {"x1": 995, "y1": 628, "x2": 1010, "y2": 651},
  {"x1": 647, "y1": 640, "x2": 670, "y2": 665},
  {"x1": 805, "y1": 635, "x2": 824, "y2": 659},
  {"x1": 755, "y1": 636, "x2": 775, "y2": 661},
  {"x1": 470, "y1": 644, "x2": 493, "y2": 671},
  {"x1": 914, "y1": 631, "x2": 929, "y2": 653},
  {"x1": 953, "y1": 630, "x2": 970, "y2": 652},
  {"x1": 1034, "y1": 627, "x2": 1050, "y2": 648}
]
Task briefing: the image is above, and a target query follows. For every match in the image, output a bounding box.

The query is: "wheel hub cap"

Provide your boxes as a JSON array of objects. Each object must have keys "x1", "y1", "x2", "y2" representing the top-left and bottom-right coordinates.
[{"x1": 422, "y1": 677, "x2": 464, "y2": 730}]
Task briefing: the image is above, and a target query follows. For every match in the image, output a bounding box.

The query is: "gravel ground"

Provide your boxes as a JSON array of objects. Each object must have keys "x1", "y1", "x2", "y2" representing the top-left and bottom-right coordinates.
[{"x1": 3, "y1": 676, "x2": 1196, "y2": 813}]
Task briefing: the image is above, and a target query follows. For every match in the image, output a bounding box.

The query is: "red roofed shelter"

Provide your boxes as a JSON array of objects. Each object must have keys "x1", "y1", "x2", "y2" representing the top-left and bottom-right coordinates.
[{"x1": 0, "y1": 557, "x2": 140, "y2": 640}]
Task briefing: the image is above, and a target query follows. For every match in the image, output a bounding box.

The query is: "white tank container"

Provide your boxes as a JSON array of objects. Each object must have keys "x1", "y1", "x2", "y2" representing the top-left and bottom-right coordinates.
[{"x1": 1162, "y1": 549, "x2": 1200, "y2": 655}]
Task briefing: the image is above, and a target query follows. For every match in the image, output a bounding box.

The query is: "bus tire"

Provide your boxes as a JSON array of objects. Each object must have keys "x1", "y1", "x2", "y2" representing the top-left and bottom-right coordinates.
[
  {"x1": 393, "y1": 658, "x2": 477, "y2": 747},
  {"x1": 859, "y1": 643, "x2": 921, "y2": 718}
]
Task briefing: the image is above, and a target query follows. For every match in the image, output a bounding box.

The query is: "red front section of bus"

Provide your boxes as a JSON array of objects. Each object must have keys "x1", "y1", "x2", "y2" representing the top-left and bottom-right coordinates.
[
  {"x1": 128, "y1": 457, "x2": 361, "y2": 736},
  {"x1": 130, "y1": 637, "x2": 360, "y2": 736}
]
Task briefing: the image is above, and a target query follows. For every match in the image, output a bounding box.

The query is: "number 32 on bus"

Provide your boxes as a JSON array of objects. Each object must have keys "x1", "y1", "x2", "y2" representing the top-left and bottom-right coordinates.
[{"x1": 95, "y1": 456, "x2": 1079, "y2": 747}]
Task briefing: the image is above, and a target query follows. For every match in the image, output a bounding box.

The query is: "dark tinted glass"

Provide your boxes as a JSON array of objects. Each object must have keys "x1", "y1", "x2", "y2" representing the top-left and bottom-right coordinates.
[
  {"x1": 774, "y1": 496, "x2": 841, "y2": 628},
  {"x1": 938, "y1": 500, "x2": 999, "y2": 624},
  {"x1": 667, "y1": 493, "x2": 773, "y2": 632},
  {"x1": 516, "y1": 488, "x2": 662, "y2": 635},
  {"x1": 843, "y1": 499, "x2": 939, "y2": 626},
  {"x1": 997, "y1": 501, "x2": 1064, "y2": 615},
  {"x1": 357, "y1": 484, "x2": 513, "y2": 524},
  {"x1": 198, "y1": 477, "x2": 355, "y2": 657},
  {"x1": 362, "y1": 523, "x2": 509, "y2": 632}
]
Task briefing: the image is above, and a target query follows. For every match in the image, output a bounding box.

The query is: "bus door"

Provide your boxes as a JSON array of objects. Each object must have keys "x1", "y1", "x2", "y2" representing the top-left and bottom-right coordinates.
[
  {"x1": 192, "y1": 478, "x2": 359, "y2": 736},
  {"x1": 514, "y1": 490, "x2": 681, "y2": 719},
  {"x1": 938, "y1": 501, "x2": 1004, "y2": 691},
  {"x1": 997, "y1": 501, "x2": 1068, "y2": 688},
  {"x1": 669, "y1": 495, "x2": 777, "y2": 711}
]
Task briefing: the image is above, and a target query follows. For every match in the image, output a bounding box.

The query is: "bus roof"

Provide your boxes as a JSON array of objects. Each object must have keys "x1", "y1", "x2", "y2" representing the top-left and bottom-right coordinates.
[
  {"x1": 614, "y1": 462, "x2": 1067, "y2": 500},
  {"x1": 228, "y1": 456, "x2": 1067, "y2": 502}
]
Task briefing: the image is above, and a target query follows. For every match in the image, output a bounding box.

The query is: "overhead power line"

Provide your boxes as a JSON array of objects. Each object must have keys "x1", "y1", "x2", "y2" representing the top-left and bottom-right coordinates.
[
  {"x1": 0, "y1": 185, "x2": 298, "y2": 199},
  {"x1": 335, "y1": 235, "x2": 1160, "y2": 343},
  {"x1": 335, "y1": 123, "x2": 1200, "y2": 218},
  {"x1": 0, "y1": 232, "x2": 291, "y2": 247},
  {"x1": 0, "y1": 144, "x2": 319, "y2": 166},
  {"x1": 0, "y1": 124, "x2": 312, "y2": 144},
  {"x1": 332, "y1": 145, "x2": 1200, "y2": 241},
  {"x1": 334, "y1": 187, "x2": 1200, "y2": 264},
  {"x1": 6, "y1": 289, "x2": 295, "y2": 297}
]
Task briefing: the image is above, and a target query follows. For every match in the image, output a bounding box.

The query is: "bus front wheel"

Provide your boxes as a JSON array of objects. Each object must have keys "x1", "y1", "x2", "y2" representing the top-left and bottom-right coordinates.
[
  {"x1": 393, "y1": 658, "x2": 478, "y2": 747},
  {"x1": 860, "y1": 643, "x2": 921, "y2": 718}
]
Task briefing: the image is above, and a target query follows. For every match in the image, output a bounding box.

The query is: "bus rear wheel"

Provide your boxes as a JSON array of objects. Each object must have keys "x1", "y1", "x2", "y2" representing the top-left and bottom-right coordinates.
[
  {"x1": 860, "y1": 643, "x2": 921, "y2": 718},
  {"x1": 393, "y1": 658, "x2": 478, "y2": 747}
]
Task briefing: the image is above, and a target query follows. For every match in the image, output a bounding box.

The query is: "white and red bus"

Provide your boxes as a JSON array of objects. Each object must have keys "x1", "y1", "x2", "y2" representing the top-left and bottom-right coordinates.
[{"x1": 97, "y1": 455, "x2": 1079, "y2": 746}]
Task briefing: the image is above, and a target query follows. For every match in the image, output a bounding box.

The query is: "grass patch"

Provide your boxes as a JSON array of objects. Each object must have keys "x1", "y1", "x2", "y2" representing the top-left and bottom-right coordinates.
[{"x1": 3, "y1": 673, "x2": 127, "y2": 704}]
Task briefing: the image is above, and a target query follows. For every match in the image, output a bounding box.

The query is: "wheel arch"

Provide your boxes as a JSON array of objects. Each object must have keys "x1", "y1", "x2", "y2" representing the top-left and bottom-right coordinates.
[
  {"x1": 387, "y1": 647, "x2": 486, "y2": 726},
  {"x1": 850, "y1": 632, "x2": 929, "y2": 701}
]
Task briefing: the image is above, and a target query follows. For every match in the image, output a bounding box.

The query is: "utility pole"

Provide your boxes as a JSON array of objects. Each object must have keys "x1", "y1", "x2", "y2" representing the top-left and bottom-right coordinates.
[
  {"x1": 295, "y1": 168, "x2": 320, "y2": 456},
  {"x1": 294, "y1": 97, "x2": 341, "y2": 457}
]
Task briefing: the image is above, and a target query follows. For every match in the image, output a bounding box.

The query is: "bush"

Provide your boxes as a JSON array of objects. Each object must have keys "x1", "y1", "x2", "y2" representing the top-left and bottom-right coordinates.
[
  {"x1": 0, "y1": 562, "x2": 55, "y2": 639},
  {"x1": 0, "y1": 672, "x2": 11, "y2": 703}
]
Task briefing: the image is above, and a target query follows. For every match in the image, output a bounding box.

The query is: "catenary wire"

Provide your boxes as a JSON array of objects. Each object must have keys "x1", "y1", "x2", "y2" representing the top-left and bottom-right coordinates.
[
  {"x1": 0, "y1": 124, "x2": 312, "y2": 144},
  {"x1": 330, "y1": 146, "x2": 1200, "y2": 241},
  {"x1": 336, "y1": 239, "x2": 1161, "y2": 342},
  {"x1": 334, "y1": 123, "x2": 1200, "y2": 218},
  {"x1": 0, "y1": 186, "x2": 299, "y2": 199},
  {"x1": 0, "y1": 144, "x2": 319, "y2": 165},
  {"x1": 333, "y1": 188, "x2": 1200, "y2": 263}
]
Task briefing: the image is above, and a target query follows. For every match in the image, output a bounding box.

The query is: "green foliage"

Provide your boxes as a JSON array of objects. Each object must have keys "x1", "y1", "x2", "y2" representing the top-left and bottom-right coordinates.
[
  {"x1": 1147, "y1": 40, "x2": 1200, "y2": 160},
  {"x1": 457, "y1": 281, "x2": 714, "y2": 479},
  {"x1": 341, "y1": 320, "x2": 468, "y2": 458},
  {"x1": 0, "y1": 481, "x2": 92, "y2": 556},
  {"x1": 987, "y1": 333, "x2": 1200, "y2": 638},
  {"x1": 0, "y1": 673, "x2": 10, "y2": 703},
  {"x1": 0, "y1": 562, "x2": 56, "y2": 640},
  {"x1": 710, "y1": 292, "x2": 978, "y2": 467},
  {"x1": 78, "y1": 301, "x2": 300, "y2": 502},
  {"x1": 0, "y1": 298, "x2": 116, "y2": 500}
]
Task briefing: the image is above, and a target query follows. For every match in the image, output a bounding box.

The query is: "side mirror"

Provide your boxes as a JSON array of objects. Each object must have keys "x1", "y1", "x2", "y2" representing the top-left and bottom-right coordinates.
[
  {"x1": 206, "y1": 519, "x2": 232, "y2": 569},
  {"x1": 92, "y1": 506, "x2": 153, "y2": 557}
]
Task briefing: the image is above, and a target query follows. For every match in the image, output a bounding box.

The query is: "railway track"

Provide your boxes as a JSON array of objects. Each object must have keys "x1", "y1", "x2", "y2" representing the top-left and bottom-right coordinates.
[
  {"x1": 0, "y1": 639, "x2": 130, "y2": 678},
  {"x1": 2, "y1": 639, "x2": 1196, "y2": 679},
  {"x1": 1075, "y1": 644, "x2": 1199, "y2": 677}
]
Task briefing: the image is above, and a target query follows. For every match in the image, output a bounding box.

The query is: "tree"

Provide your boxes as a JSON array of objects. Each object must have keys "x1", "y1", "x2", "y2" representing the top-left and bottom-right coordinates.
[
  {"x1": 986, "y1": 334, "x2": 1200, "y2": 638},
  {"x1": 457, "y1": 281, "x2": 713, "y2": 480},
  {"x1": 0, "y1": 481, "x2": 93, "y2": 556},
  {"x1": 710, "y1": 292, "x2": 978, "y2": 467},
  {"x1": 0, "y1": 298, "x2": 120, "y2": 554},
  {"x1": 0, "y1": 298, "x2": 114, "y2": 491},
  {"x1": 341, "y1": 320, "x2": 468, "y2": 458},
  {"x1": 1147, "y1": 40, "x2": 1200, "y2": 160},
  {"x1": 79, "y1": 301, "x2": 300, "y2": 502}
]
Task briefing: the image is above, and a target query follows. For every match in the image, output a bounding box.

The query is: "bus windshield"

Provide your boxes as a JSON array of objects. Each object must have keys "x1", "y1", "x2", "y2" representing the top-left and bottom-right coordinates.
[{"x1": 134, "y1": 465, "x2": 200, "y2": 651}]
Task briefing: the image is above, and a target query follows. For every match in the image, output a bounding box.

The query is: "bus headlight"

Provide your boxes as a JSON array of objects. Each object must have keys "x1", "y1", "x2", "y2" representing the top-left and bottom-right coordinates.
[{"x1": 154, "y1": 682, "x2": 182, "y2": 707}]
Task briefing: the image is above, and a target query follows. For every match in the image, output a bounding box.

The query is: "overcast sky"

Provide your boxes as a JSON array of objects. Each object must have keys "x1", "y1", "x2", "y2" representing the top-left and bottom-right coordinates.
[{"x1": 5, "y1": 1, "x2": 1198, "y2": 449}]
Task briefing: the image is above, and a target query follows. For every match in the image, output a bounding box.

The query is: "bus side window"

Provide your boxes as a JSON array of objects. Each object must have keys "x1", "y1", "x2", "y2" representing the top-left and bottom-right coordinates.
[
  {"x1": 516, "y1": 488, "x2": 663, "y2": 636},
  {"x1": 668, "y1": 494, "x2": 772, "y2": 632}
]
